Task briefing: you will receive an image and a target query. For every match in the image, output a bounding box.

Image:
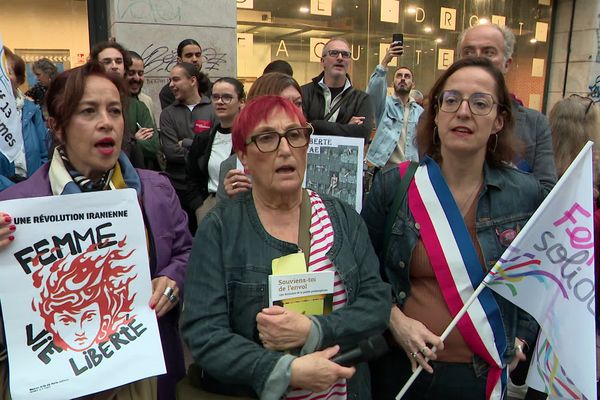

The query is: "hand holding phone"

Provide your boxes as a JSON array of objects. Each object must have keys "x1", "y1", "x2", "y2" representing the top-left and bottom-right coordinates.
[{"x1": 389, "y1": 33, "x2": 404, "y2": 58}]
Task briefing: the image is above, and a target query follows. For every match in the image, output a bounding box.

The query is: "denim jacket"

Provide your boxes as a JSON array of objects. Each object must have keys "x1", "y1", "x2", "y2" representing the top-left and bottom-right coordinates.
[
  {"x1": 0, "y1": 99, "x2": 48, "y2": 191},
  {"x1": 182, "y1": 191, "x2": 390, "y2": 399},
  {"x1": 366, "y1": 65, "x2": 423, "y2": 167},
  {"x1": 361, "y1": 162, "x2": 545, "y2": 375}
]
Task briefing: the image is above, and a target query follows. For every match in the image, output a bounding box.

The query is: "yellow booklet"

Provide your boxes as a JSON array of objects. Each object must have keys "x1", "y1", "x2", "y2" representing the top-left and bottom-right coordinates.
[{"x1": 270, "y1": 253, "x2": 334, "y2": 315}]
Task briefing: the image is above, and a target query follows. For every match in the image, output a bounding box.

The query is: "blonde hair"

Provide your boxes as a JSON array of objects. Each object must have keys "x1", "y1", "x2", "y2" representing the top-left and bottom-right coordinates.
[{"x1": 550, "y1": 96, "x2": 600, "y2": 183}]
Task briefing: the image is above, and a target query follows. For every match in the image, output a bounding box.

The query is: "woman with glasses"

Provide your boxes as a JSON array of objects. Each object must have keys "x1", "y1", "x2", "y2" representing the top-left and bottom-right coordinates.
[
  {"x1": 187, "y1": 77, "x2": 245, "y2": 224},
  {"x1": 362, "y1": 57, "x2": 544, "y2": 399},
  {"x1": 182, "y1": 95, "x2": 390, "y2": 399},
  {"x1": 218, "y1": 72, "x2": 305, "y2": 201}
]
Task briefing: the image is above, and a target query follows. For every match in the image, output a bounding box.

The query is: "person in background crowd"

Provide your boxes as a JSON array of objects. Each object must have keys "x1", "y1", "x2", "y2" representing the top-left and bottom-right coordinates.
[
  {"x1": 410, "y1": 89, "x2": 424, "y2": 107},
  {"x1": 182, "y1": 95, "x2": 390, "y2": 399},
  {"x1": 0, "y1": 47, "x2": 48, "y2": 191},
  {"x1": 366, "y1": 42, "x2": 423, "y2": 168},
  {"x1": 363, "y1": 57, "x2": 541, "y2": 399},
  {"x1": 301, "y1": 38, "x2": 374, "y2": 140},
  {"x1": 0, "y1": 61, "x2": 191, "y2": 400},
  {"x1": 126, "y1": 50, "x2": 163, "y2": 170},
  {"x1": 263, "y1": 59, "x2": 293, "y2": 76},
  {"x1": 159, "y1": 39, "x2": 204, "y2": 109},
  {"x1": 90, "y1": 41, "x2": 157, "y2": 169},
  {"x1": 548, "y1": 95, "x2": 600, "y2": 399},
  {"x1": 457, "y1": 23, "x2": 556, "y2": 194},
  {"x1": 160, "y1": 62, "x2": 213, "y2": 233},
  {"x1": 25, "y1": 57, "x2": 58, "y2": 106},
  {"x1": 217, "y1": 72, "x2": 304, "y2": 201},
  {"x1": 128, "y1": 51, "x2": 155, "y2": 123},
  {"x1": 187, "y1": 77, "x2": 245, "y2": 224}
]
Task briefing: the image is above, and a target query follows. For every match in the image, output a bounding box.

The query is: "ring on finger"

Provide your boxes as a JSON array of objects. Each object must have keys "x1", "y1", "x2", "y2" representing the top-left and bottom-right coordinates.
[
  {"x1": 410, "y1": 351, "x2": 419, "y2": 359},
  {"x1": 168, "y1": 294, "x2": 178, "y2": 303},
  {"x1": 232, "y1": 182, "x2": 238, "y2": 189},
  {"x1": 420, "y1": 347, "x2": 428, "y2": 355},
  {"x1": 163, "y1": 287, "x2": 174, "y2": 297},
  {"x1": 516, "y1": 344, "x2": 523, "y2": 353}
]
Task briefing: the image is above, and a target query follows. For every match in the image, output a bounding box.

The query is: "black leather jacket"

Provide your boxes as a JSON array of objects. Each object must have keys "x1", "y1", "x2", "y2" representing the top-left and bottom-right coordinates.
[{"x1": 301, "y1": 72, "x2": 374, "y2": 141}]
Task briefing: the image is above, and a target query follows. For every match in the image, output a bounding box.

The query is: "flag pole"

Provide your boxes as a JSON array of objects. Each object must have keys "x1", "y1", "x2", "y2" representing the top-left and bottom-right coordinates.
[
  {"x1": 397, "y1": 141, "x2": 594, "y2": 399},
  {"x1": 395, "y1": 273, "x2": 490, "y2": 399}
]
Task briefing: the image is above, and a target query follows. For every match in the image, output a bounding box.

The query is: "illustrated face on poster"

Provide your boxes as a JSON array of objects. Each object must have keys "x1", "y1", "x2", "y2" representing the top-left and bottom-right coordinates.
[{"x1": 31, "y1": 239, "x2": 137, "y2": 354}]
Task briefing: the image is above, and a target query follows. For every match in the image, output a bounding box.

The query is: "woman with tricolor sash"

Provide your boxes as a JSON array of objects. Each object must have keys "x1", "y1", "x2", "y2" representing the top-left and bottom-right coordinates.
[{"x1": 362, "y1": 57, "x2": 544, "y2": 399}]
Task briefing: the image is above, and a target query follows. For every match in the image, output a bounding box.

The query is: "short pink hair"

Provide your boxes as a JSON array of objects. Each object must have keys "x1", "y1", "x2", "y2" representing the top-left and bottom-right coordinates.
[{"x1": 232, "y1": 95, "x2": 307, "y2": 153}]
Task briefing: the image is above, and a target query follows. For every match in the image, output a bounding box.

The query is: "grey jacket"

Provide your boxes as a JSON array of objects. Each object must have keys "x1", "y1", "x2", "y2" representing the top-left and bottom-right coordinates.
[
  {"x1": 159, "y1": 97, "x2": 214, "y2": 188},
  {"x1": 513, "y1": 101, "x2": 556, "y2": 194},
  {"x1": 182, "y1": 191, "x2": 390, "y2": 399}
]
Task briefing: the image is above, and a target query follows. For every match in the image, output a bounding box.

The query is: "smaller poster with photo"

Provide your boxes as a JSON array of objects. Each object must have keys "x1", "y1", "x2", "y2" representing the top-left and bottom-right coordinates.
[{"x1": 305, "y1": 135, "x2": 364, "y2": 212}]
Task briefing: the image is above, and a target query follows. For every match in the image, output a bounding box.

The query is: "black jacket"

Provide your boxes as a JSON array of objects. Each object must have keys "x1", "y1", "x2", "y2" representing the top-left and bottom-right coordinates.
[
  {"x1": 301, "y1": 72, "x2": 374, "y2": 140},
  {"x1": 186, "y1": 123, "x2": 234, "y2": 210}
]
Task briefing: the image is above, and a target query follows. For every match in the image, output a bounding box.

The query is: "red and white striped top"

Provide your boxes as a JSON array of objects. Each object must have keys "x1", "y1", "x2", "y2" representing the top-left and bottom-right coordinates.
[{"x1": 285, "y1": 190, "x2": 347, "y2": 400}]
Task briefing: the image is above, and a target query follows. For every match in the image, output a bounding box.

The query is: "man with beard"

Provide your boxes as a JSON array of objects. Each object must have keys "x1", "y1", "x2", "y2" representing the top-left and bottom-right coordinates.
[
  {"x1": 127, "y1": 51, "x2": 164, "y2": 170},
  {"x1": 366, "y1": 41, "x2": 423, "y2": 168},
  {"x1": 127, "y1": 51, "x2": 155, "y2": 123},
  {"x1": 301, "y1": 38, "x2": 373, "y2": 140},
  {"x1": 90, "y1": 41, "x2": 158, "y2": 169}
]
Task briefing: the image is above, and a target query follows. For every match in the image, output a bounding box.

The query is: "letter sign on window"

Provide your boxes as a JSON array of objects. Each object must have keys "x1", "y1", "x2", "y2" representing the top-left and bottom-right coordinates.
[
  {"x1": 438, "y1": 49, "x2": 454, "y2": 70},
  {"x1": 236, "y1": 0, "x2": 253, "y2": 9},
  {"x1": 381, "y1": 0, "x2": 399, "y2": 23},
  {"x1": 310, "y1": 37, "x2": 329, "y2": 63},
  {"x1": 440, "y1": 7, "x2": 456, "y2": 30},
  {"x1": 311, "y1": 0, "x2": 332, "y2": 16}
]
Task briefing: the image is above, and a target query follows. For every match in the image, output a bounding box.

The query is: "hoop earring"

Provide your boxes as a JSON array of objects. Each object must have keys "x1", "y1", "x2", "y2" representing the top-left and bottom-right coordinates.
[
  {"x1": 432, "y1": 126, "x2": 439, "y2": 145},
  {"x1": 489, "y1": 134, "x2": 498, "y2": 153}
]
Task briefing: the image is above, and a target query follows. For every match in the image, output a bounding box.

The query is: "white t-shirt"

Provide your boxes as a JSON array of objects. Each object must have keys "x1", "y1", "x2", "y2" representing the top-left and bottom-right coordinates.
[{"x1": 207, "y1": 130, "x2": 232, "y2": 193}]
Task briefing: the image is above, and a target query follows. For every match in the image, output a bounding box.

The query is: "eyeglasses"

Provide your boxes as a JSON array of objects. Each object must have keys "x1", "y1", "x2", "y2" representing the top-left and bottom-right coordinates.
[
  {"x1": 569, "y1": 94, "x2": 595, "y2": 117},
  {"x1": 325, "y1": 50, "x2": 352, "y2": 59},
  {"x1": 211, "y1": 94, "x2": 235, "y2": 104},
  {"x1": 245, "y1": 125, "x2": 313, "y2": 153},
  {"x1": 438, "y1": 90, "x2": 498, "y2": 116}
]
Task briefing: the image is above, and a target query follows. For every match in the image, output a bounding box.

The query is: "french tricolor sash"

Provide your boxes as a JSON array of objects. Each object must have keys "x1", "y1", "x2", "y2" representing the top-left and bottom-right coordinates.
[{"x1": 399, "y1": 158, "x2": 508, "y2": 399}]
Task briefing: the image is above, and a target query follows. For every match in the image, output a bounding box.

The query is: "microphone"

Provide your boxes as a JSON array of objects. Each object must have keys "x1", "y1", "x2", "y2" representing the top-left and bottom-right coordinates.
[{"x1": 331, "y1": 335, "x2": 390, "y2": 367}]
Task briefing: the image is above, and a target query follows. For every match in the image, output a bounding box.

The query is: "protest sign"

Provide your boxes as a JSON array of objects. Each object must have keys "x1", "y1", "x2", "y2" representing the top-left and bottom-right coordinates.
[
  {"x1": 0, "y1": 189, "x2": 165, "y2": 400},
  {"x1": 0, "y1": 35, "x2": 24, "y2": 162},
  {"x1": 305, "y1": 135, "x2": 364, "y2": 212}
]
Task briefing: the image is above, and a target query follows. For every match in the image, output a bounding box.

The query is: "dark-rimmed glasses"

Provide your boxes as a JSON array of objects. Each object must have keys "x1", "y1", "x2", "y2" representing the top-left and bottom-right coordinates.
[
  {"x1": 569, "y1": 94, "x2": 595, "y2": 117},
  {"x1": 438, "y1": 90, "x2": 498, "y2": 116},
  {"x1": 325, "y1": 50, "x2": 352, "y2": 59},
  {"x1": 211, "y1": 94, "x2": 235, "y2": 104},
  {"x1": 245, "y1": 125, "x2": 313, "y2": 153}
]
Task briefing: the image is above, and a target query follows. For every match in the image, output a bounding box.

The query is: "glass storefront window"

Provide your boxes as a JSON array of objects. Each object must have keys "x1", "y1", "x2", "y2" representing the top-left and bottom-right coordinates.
[
  {"x1": 0, "y1": 0, "x2": 90, "y2": 92},
  {"x1": 237, "y1": 0, "x2": 552, "y2": 110}
]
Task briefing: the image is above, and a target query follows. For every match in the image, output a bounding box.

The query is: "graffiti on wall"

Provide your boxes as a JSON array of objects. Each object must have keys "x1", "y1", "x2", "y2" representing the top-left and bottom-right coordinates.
[{"x1": 140, "y1": 43, "x2": 228, "y2": 75}]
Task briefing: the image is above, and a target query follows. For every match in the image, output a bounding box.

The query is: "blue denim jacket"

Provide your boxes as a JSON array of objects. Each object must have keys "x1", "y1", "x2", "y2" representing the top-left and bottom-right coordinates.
[
  {"x1": 182, "y1": 191, "x2": 390, "y2": 399},
  {"x1": 0, "y1": 99, "x2": 49, "y2": 191},
  {"x1": 366, "y1": 65, "x2": 423, "y2": 167},
  {"x1": 361, "y1": 162, "x2": 545, "y2": 375}
]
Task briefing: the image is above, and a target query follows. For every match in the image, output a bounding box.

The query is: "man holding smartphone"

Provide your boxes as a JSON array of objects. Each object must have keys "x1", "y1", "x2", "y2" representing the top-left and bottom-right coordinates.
[{"x1": 366, "y1": 36, "x2": 423, "y2": 168}]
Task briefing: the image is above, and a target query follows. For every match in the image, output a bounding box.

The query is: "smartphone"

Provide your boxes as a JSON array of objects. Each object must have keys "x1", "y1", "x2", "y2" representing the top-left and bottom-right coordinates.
[{"x1": 392, "y1": 33, "x2": 404, "y2": 46}]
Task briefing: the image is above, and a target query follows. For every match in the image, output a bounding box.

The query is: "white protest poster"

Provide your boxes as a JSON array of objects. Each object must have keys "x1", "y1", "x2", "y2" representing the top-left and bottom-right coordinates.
[
  {"x1": 305, "y1": 135, "x2": 364, "y2": 212},
  {"x1": 0, "y1": 189, "x2": 165, "y2": 400},
  {"x1": 0, "y1": 35, "x2": 24, "y2": 162}
]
